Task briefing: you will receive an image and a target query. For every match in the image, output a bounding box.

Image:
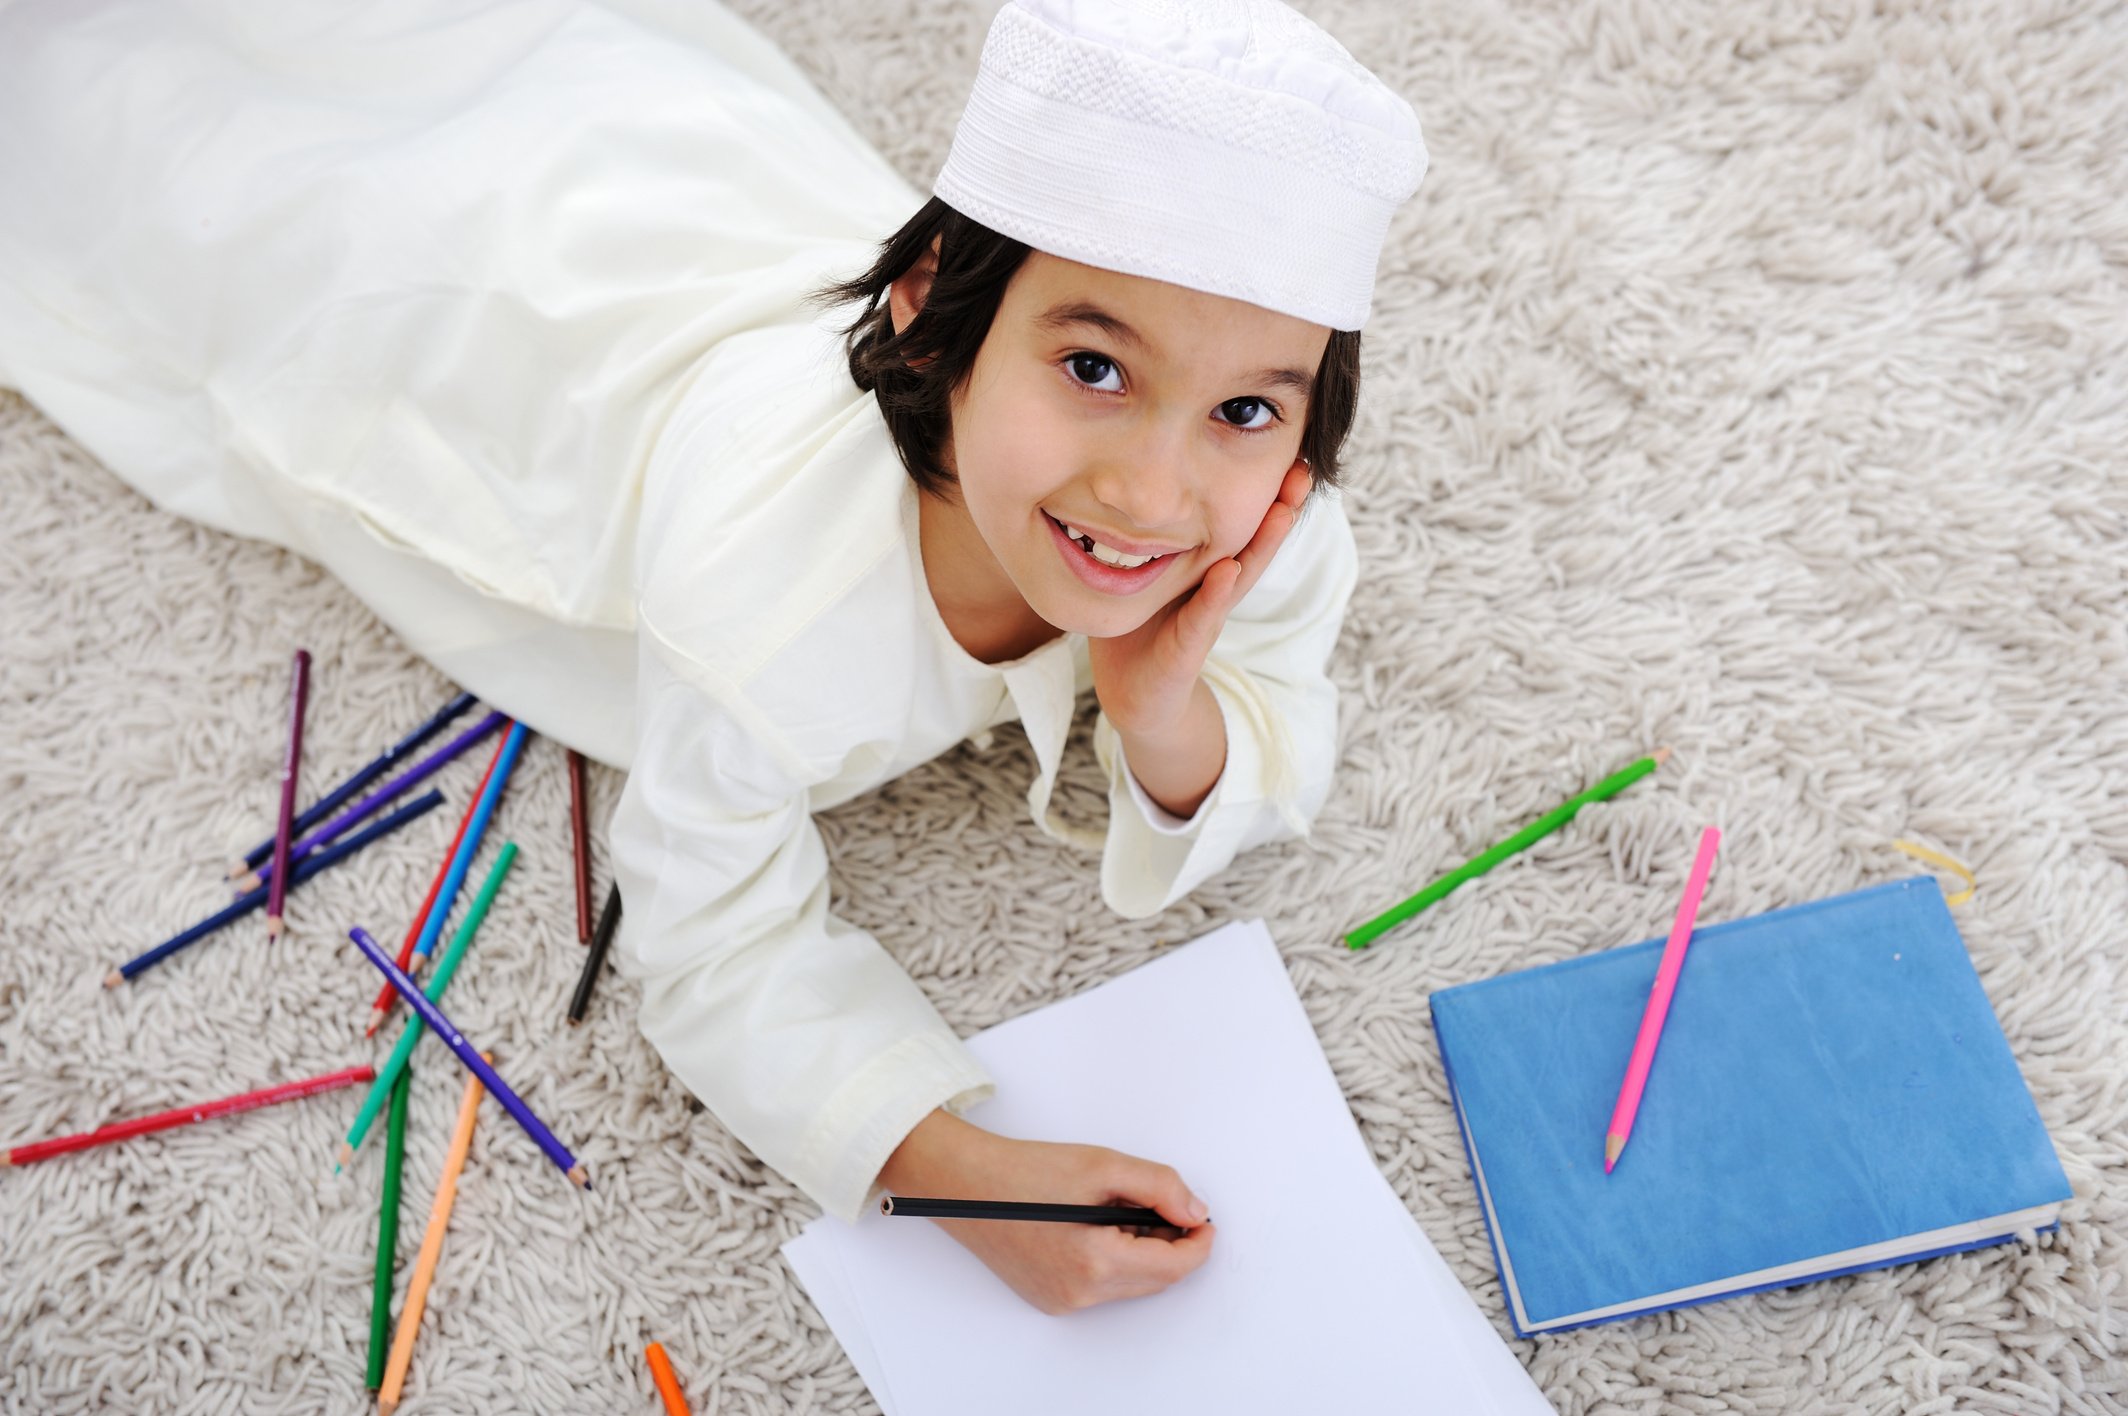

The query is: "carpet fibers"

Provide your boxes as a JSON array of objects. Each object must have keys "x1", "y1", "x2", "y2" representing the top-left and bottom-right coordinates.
[{"x1": 2, "y1": 0, "x2": 2125, "y2": 1411}]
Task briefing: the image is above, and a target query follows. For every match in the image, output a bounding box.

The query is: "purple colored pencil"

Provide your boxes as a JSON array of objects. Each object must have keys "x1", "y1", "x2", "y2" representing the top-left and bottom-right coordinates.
[
  {"x1": 264, "y1": 649, "x2": 313, "y2": 937},
  {"x1": 347, "y1": 925, "x2": 590, "y2": 1190},
  {"x1": 245, "y1": 711, "x2": 506, "y2": 893}
]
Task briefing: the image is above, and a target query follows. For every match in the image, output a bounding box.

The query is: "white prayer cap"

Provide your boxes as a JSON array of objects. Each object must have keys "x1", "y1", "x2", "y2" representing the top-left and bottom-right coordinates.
[{"x1": 932, "y1": 0, "x2": 1427, "y2": 332}]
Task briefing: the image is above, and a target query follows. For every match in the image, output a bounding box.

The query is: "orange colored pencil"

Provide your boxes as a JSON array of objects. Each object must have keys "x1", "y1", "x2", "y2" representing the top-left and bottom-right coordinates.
[
  {"x1": 365, "y1": 733, "x2": 510, "y2": 1035},
  {"x1": 646, "y1": 1342, "x2": 691, "y2": 1415},
  {"x1": 376, "y1": 1059, "x2": 487, "y2": 1416}
]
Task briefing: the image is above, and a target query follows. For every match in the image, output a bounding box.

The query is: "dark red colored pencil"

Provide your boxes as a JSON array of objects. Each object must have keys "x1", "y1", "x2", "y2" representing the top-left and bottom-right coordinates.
[
  {"x1": 364, "y1": 730, "x2": 512, "y2": 1035},
  {"x1": 567, "y1": 749, "x2": 591, "y2": 943},
  {"x1": 264, "y1": 649, "x2": 313, "y2": 937},
  {"x1": 1, "y1": 1066, "x2": 374, "y2": 1167}
]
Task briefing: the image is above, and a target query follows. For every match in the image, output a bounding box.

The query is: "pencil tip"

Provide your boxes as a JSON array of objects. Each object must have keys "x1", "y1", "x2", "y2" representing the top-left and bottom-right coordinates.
[
  {"x1": 265, "y1": 915, "x2": 284, "y2": 939},
  {"x1": 103, "y1": 969, "x2": 123, "y2": 990},
  {"x1": 236, "y1": 873, "x2": 261, "y2": 893},
  {"x1": 1603, "y1": 1159, "x2": 1613, "y2": 1175},
  {"x1": 225, "y1": 858, "x2": 248, "y2": 879},
  {"x1": 337, "y1": 1143, "x2": 354, "y2": 1171},
  {"x1": 378, "y1": 1399, "x2": 398, "y2": 1416},
  {"x1": 1604, "y1": 1134, "x2": 1625, "y2": 1166},
  {"x1": 568, "y1": 1165, "x2": 590, "y2": 1190},
  {"x1": 1652, "y1": 745, "x2": 1672, "y2": 765}
]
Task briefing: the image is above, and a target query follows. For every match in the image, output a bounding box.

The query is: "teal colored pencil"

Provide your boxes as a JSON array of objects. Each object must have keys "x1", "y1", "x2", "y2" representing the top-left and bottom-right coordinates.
[
  {"x1": 365, "y1": 1063, "x2": 412, "y2": 1391},
  {"x1": 1344, "y1": 748, "x2": 1670, "y2": 950},
  {"x1": 338, "y1": 842, "x2": 519, "y2": 1168}
]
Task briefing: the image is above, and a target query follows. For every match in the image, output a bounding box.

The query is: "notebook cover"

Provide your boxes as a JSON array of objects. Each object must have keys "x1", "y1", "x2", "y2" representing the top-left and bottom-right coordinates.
[{"x1": 1430, "y1": 876, "x2": 2072, "y2": 1336}]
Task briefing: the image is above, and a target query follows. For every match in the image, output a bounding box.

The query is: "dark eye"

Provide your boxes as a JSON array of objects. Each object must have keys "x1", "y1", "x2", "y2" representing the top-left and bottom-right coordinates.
[
  {"x1": 1218, "y1": 397, "x2": 1277, "y2": 432},
  {"x1": 1066, "y1": 353, "x2": 1121, "y2": 391}
]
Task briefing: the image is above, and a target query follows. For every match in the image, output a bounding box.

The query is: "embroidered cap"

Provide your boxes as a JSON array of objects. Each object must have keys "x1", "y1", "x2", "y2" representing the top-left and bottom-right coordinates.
[{"x1": 932, "y1": 0, "x2": 1427, "y2": 332}]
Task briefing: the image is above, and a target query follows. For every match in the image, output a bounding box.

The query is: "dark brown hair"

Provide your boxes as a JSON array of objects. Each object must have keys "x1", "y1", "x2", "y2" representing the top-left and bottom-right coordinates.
[{"x1": 807, "y1": 196, "x2": 1362, "y2": 499}]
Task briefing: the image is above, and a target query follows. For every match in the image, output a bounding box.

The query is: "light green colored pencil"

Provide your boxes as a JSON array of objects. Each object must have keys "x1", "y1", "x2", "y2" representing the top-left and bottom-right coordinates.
[
  {"x1": 337, "y1": 841, "x2": 518, "y2": 1169},
  {"x1": 1345, "y1": 749, "x2": 1670, "y2": 950}
]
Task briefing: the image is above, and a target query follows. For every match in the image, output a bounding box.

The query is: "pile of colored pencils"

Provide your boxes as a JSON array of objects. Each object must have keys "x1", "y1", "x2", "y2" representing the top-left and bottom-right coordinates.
[{"x1": 4, "y1": 649, "x2": 634, "y2": 1409}]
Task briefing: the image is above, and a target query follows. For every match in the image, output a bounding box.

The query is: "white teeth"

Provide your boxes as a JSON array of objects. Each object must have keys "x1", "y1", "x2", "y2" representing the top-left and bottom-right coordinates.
[{"x1": 1058, "y1": 521, "x2": 1158, "y2": 570}]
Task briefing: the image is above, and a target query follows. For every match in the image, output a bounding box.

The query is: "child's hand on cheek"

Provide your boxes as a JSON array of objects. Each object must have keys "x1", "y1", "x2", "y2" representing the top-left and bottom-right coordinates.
[
  {"x1": 1089, "y1": 458, "x2": 1311, "y2": 738},
  {"x1": 1088, "y1": 458, "x2": 1311, "y2": 818}
]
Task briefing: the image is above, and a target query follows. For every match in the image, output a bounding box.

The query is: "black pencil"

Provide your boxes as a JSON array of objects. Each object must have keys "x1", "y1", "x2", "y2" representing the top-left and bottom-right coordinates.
[
  {"x1": 880, "y1": 1196, "x2": 1203, "y2": 1227},
  {"x1": 566, "y1": 882, "x2": 622, "y2": 1025}
]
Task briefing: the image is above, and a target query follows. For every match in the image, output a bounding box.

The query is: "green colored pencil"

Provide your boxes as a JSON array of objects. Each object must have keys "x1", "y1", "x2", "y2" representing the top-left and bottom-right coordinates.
[
  {"x1": 1345, "y1": 748, "x2": 1670, "y2": 950},
  {"x1": 337, "y1": 841, "x2": 518, "y2": 1168},
  {"x1": 366, "y1": 1064, "x2": 412, "y2": 1391}
]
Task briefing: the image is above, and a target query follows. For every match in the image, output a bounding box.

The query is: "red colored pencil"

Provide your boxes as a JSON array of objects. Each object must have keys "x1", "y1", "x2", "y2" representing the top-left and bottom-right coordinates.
[
  {"x1": 567, "y1": 749, "x2": 592, "y2": 943},
  {"x1": 364, "y1": 731, "x2": 512, "y2": 1035},
  {"x1": 361, "y1": 732, "x2": 506, "y2": 1034},
  {"x1": 1, "y1": 1065, "x2": 374, "y2": 1167},
  {"x1": 264, "y1": 649, "x2": 313, "y2": 938}
]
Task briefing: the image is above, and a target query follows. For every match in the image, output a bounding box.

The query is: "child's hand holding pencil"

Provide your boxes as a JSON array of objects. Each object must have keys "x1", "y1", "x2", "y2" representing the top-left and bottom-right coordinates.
[{"x1": 876, "y1": 1109, "x2": 1215, "y2": 1315}]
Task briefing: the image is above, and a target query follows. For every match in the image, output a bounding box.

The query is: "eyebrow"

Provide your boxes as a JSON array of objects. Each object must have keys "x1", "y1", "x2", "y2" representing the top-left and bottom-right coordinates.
[{"x1": 1031, "y1": 299, "x2": 1316, "y2": 402}]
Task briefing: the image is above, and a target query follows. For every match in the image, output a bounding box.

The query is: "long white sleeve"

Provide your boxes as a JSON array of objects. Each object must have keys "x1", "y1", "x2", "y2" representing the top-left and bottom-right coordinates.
[
  {"x1": 1093, "y1": 487, "x2": 1360, "y2": 917},
  {"x1": 608, "y1": 622, "x2": 995, "y2": 1223}
]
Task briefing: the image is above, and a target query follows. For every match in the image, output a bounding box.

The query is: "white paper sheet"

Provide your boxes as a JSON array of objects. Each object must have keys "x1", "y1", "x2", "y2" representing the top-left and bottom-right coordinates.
[
  {"x1": 784, "y1": 1227, "x2": 900, "y2": 1413},
  {"x1": 782, "y1": 919, "x2": 1554, "y2": 1415}
]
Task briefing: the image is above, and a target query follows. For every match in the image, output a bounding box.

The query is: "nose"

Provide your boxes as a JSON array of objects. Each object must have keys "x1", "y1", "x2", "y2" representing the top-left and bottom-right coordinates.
[{"x1": 1084, "y1": 426, "x2": 1194, "y2": 535}]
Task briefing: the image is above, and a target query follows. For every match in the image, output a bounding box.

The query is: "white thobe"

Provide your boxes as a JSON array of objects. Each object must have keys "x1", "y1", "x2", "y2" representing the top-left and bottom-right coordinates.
[{"x1": 0, "y1": 0, "x2": 1358, "y2": 1221}]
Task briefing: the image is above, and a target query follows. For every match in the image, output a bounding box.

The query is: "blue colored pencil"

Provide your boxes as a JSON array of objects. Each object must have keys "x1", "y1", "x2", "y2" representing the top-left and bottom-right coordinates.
[
  {"x1": 347, "y1": 925, "x2": 589, "y2": 1190},
  {"x1": 108, "y1": 791, "x2": 445, "y2": 986},
  {"x1": 229, "y1": 691, "x2": 476, "y2": 877},
  {"x1": 411, "y1": 721, "x2": 528, "y2": 959},
  {"x1": 243, "y1": 711, "x2": 505, "y2": 893}
]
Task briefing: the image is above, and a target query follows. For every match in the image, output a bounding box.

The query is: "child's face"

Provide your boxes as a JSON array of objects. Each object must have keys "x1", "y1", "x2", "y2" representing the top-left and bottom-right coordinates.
[{"x1": 942, "y1": 251, "x2": 1328, "y2": 638}]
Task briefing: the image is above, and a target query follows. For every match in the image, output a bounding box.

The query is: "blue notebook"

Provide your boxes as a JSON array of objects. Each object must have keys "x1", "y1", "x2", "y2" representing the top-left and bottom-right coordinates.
[{"x1": 1430, "y1": 876, "x2": 2072, "y2": 1337}]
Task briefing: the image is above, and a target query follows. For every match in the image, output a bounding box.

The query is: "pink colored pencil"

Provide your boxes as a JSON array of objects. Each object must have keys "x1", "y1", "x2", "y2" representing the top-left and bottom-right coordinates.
[
  {"x1": 1604, "y1": 825, "x2": 1721, "y2": 1174},
  {"x1": 264, "y1": 649, "x2": 313, "y2": 938},
  {"x1": 1, "y1": 1065, "x2": 374, "y2": 1166},
  {"x1": 364, "y1": 731, "x2": 512, "y2": 1035}
]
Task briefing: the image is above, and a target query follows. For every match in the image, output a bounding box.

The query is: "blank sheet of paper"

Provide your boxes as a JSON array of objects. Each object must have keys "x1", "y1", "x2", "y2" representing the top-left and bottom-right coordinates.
[{"x1": 782, "y1": 919, "x2": 1554, "y2": 1416}]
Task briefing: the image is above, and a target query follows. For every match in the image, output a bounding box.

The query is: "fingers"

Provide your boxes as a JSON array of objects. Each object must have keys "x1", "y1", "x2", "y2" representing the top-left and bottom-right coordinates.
[
  {"x1": 1165, "y1": 458, "x2": 1311, "y2": 661},
  {"x1": 1173, "y1": 556, "x2": 1244, "y2": 651},
  {"x1": 1101, "y1": 1155, "x2": 1210, "y2": 1232},
  {"x1": 1126, "y1": 1219, "x2": 1216, "y2": 1274},
  {"x1": 1097, "y1": 1220, "x2": 1216, "y2": 1298},
  {"x1": 1279, "y1": 458, "x2": 1312, "y2": 507},
  {"x1": 1223, "y1": 459, "x2": 1311, "y2": 597}
]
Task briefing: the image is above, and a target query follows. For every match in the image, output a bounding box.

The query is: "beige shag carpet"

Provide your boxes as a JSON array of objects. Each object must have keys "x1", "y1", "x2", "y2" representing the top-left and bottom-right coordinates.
[{"x1": 3, "y1": 0, "x2": 2126, "y2": 1411}]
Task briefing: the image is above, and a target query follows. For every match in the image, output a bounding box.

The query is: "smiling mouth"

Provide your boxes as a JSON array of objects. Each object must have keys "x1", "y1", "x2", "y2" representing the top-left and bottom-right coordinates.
[{"x1": 1044, "y1": 513, "x2": 1181, "y2": 569}]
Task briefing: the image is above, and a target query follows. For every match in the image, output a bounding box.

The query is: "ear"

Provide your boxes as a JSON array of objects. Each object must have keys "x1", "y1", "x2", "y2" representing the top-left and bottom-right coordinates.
[{"x1": 887, "y1": 234, "x2": 943, "y2": 340}]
